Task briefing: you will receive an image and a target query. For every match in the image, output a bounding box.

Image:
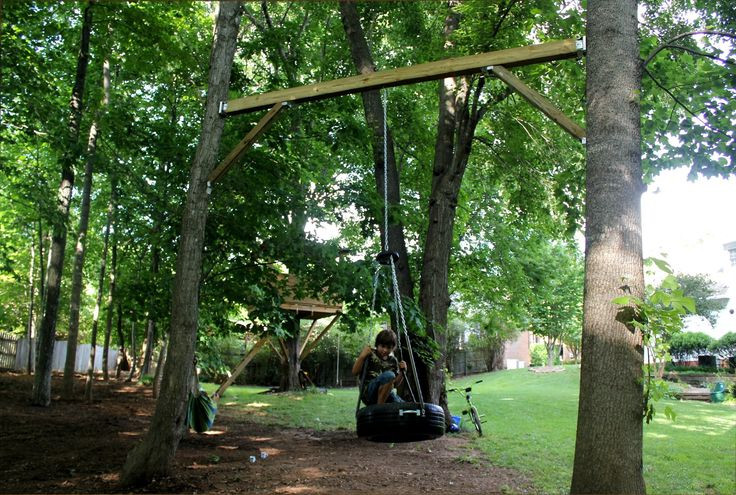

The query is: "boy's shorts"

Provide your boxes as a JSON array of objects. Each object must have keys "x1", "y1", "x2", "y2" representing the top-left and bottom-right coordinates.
[{"x1": 362, "y1": 370, "x2": 404, "y2": 405}]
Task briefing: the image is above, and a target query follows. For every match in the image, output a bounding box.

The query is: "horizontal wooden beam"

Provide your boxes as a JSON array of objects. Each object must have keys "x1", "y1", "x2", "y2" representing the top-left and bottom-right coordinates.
[
  {"x1": 491, "y1": 65, "x2": 586, "y2": 141},
  {"x1": 224, "y1": 39, "x2": 582, "y2": 115},
  {"x1": 208, "y1": 102, "x2": 287, "y2": 183}
]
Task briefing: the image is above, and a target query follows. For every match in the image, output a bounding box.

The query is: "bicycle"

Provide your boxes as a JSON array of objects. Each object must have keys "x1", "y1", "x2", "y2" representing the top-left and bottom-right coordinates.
[{"x1": 448, "y1": 380, "x2": 484, "y2": 436}]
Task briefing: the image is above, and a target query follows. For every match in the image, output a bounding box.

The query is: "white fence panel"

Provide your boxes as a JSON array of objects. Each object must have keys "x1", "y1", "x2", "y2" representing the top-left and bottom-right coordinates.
[{"x1": 8, "y1": 337, "x2": 117, "y2": 373}]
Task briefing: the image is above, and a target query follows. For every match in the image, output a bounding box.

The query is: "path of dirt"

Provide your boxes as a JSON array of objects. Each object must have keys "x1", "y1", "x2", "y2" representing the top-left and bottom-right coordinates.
[{"x1": 0, "y1": 372, "x2": 534, "y2": 494}]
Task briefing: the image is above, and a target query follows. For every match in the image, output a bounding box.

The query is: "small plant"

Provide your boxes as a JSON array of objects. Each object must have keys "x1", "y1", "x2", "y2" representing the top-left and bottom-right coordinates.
[
  {"x1": 613, "y1": 258, "x2": 695, "y2": 423},
  {"x1": 530, "y1": 344, "x2": 547, "y2": 367}
]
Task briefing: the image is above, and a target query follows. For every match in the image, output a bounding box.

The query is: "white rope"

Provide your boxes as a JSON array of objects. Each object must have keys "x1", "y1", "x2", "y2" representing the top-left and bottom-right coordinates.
[
  {"x1": 381, "y1": 90, "x2": 389, "y2": 252},
  {"x1": 380, "y1": 89, "x2": 424, "y2": 407}
]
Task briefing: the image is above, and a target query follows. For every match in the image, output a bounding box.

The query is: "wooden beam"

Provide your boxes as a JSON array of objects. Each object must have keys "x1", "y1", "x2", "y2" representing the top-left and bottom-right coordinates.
[
  {"x1": 213, "y1": 335, "x2": 269, "y2": 401},
  {"x1": 490, "y1": 65, "x2": 586, "y2": 141},
  {"x1": 299, "y1": 319, "x2": 319, "y2": 358},
  {"x1": 300, "y1": 313, "x2": 341, "y2": 361},
  {"x1": 207, "y1": 102, "x2": 286, "y2": 183},
  {"x1": 224, "y1": 39, "x2": 582, "y2": 115}
]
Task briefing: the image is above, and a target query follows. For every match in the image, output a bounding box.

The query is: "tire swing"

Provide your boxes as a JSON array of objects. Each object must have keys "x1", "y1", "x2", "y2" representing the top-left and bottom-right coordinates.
[{"x1": 355, "y1": 90, "x2": 445, "y2": 443}]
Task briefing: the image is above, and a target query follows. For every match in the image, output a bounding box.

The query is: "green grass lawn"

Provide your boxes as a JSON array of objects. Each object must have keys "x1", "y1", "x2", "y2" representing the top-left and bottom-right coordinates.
[{"x1": 204, "y1": 367, "x2": 736, "y2": 495}]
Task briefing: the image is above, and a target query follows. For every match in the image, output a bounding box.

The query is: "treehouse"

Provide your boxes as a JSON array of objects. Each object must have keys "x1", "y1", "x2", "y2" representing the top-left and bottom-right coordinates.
[{"x1": 214, "y1": 274, "x2": 342, "y2": 399}]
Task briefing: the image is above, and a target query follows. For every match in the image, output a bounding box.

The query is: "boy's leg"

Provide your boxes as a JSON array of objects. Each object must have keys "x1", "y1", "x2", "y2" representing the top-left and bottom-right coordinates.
[{"x1": 377, "y1": 381, "x2": 394, "y2": 404}]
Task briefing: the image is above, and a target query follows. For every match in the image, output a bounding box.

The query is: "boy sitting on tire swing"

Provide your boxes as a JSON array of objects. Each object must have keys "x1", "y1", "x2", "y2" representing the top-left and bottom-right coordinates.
[{"x1": 353, "y1": 329, "x2": 407, "y2": 405}]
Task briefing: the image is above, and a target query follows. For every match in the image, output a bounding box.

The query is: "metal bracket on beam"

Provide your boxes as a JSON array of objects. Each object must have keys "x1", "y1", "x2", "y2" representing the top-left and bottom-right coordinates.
[
  {"x1": 481, "y1": 65, "x2": 495, "y2": 77},
  {"x1": 207, "y1": 181, "x2": 212, "y2": 195},
  {"x1": 218, "y1": 101, "x2": 228, "y2": 116},
  {"x1": 581, "y1": 137, "x2": 587, "y2": 145},
  {"x1": 576, "y1": 37, "x2": 586, "y2": 56}
]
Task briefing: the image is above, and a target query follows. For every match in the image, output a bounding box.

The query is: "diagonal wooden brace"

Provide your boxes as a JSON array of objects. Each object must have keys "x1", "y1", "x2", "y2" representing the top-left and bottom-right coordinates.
[
  {"x1": 208, "y1": 101, "x2": 287, "y2": 184},
  {"x1": 489, "y1": 65, "x2": 586, "y2": 142}
]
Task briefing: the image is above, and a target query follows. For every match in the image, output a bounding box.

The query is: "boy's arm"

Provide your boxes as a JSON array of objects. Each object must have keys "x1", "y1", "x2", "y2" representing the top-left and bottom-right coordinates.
[
  {"x1": 394, "y1": 359, "x2": 407, "y2": 385},
  {"x1": 352, "y1": 345, "x2": 373, "y2": 376}
]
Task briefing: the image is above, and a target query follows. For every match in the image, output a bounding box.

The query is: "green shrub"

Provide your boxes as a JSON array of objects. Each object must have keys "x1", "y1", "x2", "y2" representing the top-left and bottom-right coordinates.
[
  {"x1": 711, "y1": 332, "x2": 736, "y2": 358},
  {"x1": 663, "y1": 363, "x2": 731, "y2": 374},
  {"x1": 530, "y1": 344, "x2": 547, "y2": 367}
]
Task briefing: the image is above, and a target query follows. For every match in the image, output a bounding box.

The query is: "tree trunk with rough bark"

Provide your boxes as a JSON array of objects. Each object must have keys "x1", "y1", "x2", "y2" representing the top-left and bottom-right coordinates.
[
  {"x1": 279, "y1": 317, "x2": 302, "y2": 391},
  {"x1": 32, "y1": 1, "x2": 93, "y2": 406},
  {"x1": 120, "y1": 2, "x2": 243, "y2": 486},
  {"x1": 419, "y1": 9, "x2": 485, "y2": 415},
  {"x1": 152, "y1": 335, "x2": 167, "y2": 399},
  {"x1": 570, "y1": 1, "x2": 646, "y2": 493}
]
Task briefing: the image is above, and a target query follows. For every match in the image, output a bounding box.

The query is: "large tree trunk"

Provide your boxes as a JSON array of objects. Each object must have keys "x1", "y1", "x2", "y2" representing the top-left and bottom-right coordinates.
[
  {"x1": 63, "y1": 55, "x2": 108, "y2": 399},
  {"x1": 32, "y1": 1, "x2": 93, "y2": 407},
  {"x1": 279, "y1": 317, "x2": 302, "y2": 391},
  {"x1": 419, "y1": 9, "x2": 484, "y2": 415},
  {"x1": 570, "y1": 1, "x2": 646, "y2": 494},
  {"x1": 120, "y1": 2, "x2": 243, "y2": 486}
]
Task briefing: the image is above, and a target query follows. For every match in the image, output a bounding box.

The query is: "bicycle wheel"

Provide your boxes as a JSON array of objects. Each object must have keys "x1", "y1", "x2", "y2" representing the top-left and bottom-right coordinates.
[{"x1": 470, "y1": 405, "x2": 483, "y2": 436}]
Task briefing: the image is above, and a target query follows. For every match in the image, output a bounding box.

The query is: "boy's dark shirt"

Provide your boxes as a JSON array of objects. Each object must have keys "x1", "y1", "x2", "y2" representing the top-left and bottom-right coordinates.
[{"x1": 364, "y1": 349, "x2": 399, "y2": 381}]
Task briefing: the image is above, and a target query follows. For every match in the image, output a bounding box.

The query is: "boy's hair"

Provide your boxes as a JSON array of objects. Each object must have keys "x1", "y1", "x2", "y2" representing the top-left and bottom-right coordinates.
[{"x1": 375, "y1": 329, "x2": 397, "y2": 349}]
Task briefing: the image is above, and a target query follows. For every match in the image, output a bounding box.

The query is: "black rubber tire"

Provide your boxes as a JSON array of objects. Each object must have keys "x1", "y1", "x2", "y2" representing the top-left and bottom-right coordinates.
[
  {"x1": 470, "y1": 406, "x2": 483, "y2": 436},
  {"x1": 356, "y1": 402, "x2": 445, "y2": 443}
]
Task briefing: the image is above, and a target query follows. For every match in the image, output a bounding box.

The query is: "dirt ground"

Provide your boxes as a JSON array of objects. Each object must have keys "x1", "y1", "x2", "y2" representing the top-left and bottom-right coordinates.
[{"x1": 0, "y1": 372, "x2": 534, "y2": 494}]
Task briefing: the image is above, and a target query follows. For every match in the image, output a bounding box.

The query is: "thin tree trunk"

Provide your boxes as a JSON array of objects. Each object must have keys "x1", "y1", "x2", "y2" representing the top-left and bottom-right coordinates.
[
  {"x1": 570, "y1": 1, "x2": 646, "y2": 493},
  {"x1": 63, "y1": 56, "x2": 108, "y2": 399},
  {"x1": 120, "y1": 2, "x2": 243, "y2": 485},
  {"x1": 140, "y1": 248, "x2": 159, "y2": 376},
  {"x1": 115, "y1": 302, "x2": 125, "y2": 379},
  {"x1": 85, "y1": 59, "x2": 111, "y2": 400},
  {"x1": 102, "y1": 181, "x2": 117, "y2": 381},
  {"x1": 32, "y1": 1, "x2": 93, "y2": 406},
  {"x1": 32, "y1": 226, "x2": 51, "y2": 373},
  {"x1": 127, "y1": 319, "x2": 137, "y2": 382},
  {"x1": 26, "y1": 236, "x2": 36, "y2": 374}
]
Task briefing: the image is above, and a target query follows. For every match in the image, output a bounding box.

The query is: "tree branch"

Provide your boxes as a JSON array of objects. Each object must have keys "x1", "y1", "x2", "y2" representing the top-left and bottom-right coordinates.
[
  {"x1": 643, "y1": 66, "x2": 731, "y2": 139},
  {"x1": 490, "y1": 0, "x2": 518, "y2": 39},
  {"x1": 662, "y1": 44, "x2": 735, "y2": 66},
  {"x1": 643, "y1": 30, "x2": 736, "y2": 67}
]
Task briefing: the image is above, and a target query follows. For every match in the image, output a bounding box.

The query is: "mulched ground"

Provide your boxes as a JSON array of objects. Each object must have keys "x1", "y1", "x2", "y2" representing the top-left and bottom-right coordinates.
[{"x1": 0, "y1": 372, "x2": 534, "y2": 494}]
